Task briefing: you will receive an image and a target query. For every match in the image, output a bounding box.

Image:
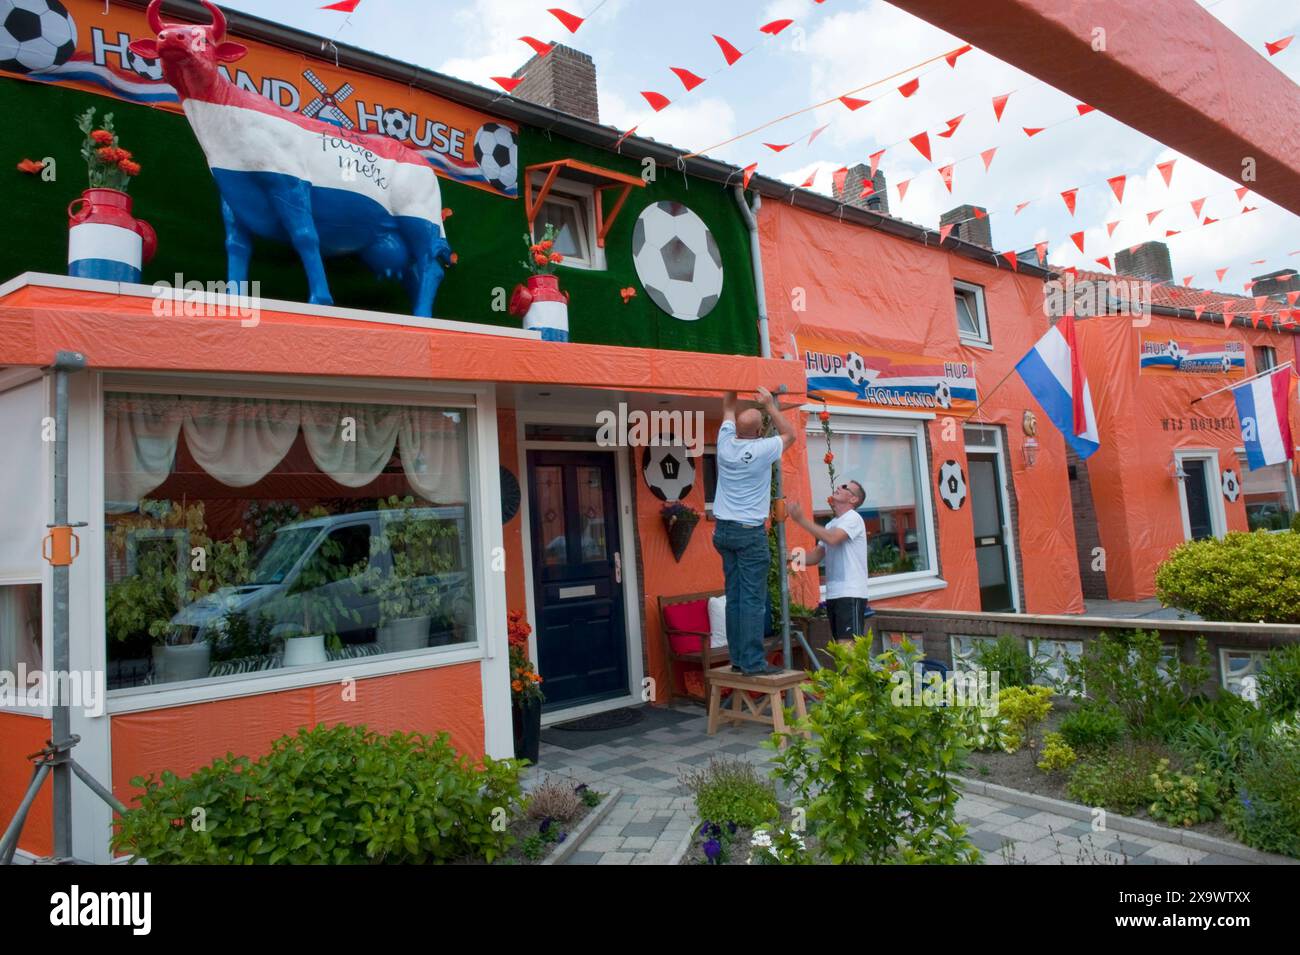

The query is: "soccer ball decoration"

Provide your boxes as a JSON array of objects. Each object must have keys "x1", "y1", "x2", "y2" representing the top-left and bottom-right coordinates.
[
  {"x1": 381, "y1": 108, "x2": 412, "y2": 141},
  {"x1": 845, "y1": 351, "x2": 870, "y2": 389},
  {"x1": 642, "y1": 445, "x2": 696, "y2": 502},
  {"x1": 1222, "y1": 469, "x2": 1240, "y2": 502},
  {"x1": 934, "y1": 380, "x2": 953, "y2": 410},
  {"x1": 0, "y1": 0, "x2": 76, "y2": 75},
  {"x1": 127, "y1": 47, "x2": 163, "y2": 81},
  {"x1": 473, "y1": 122, "x2": 517, "y2": 193},
  {"x1": 1167, "y1": 340, "x2": 1184, "y2": 366},
  {"x1": 938, "y1": 460, "x2": 967, "y2": 510},
  {"x1": 632, "y1": 201, "x2": 724, "y2": 321},
  {"x1": 1220, "y1": 355, "x2": 1233, "y2": 374}
]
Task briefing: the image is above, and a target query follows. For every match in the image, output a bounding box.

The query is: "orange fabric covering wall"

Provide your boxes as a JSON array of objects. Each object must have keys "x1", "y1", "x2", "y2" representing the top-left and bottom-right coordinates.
[
  {"x1": 759, "y1": 201, "x2": 1084, "y2": 616},
  {"x1": 0, "y1": 713, "x2": 52, "y2": 856},
  {"x1": 110, "y1": 663, "x2": 484, "y2": 808},
  {"x1": 1075, "y1": 314, "x2": 1300, "y2": 600},
  {"x1": 497, "y1": 410, "x2": 528, "y2": 616}
]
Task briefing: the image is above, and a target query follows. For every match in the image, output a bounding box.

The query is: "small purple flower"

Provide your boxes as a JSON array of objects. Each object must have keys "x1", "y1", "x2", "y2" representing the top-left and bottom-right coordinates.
[
  {"x1": 703, "y1": 838, "x2": 722, "y2": 862},
  {"x1": 575, "y1": 783, "x2": 588, "y2": 794},
  {"x1": 539, "y1": 817, "x2": 553, "y2": 833},
  {"x1": 726, "y1": 821, "x2": 738, "y2": 835},
  {"x1": 558, "y1": 832, "x2": 567, "y2": 843}
]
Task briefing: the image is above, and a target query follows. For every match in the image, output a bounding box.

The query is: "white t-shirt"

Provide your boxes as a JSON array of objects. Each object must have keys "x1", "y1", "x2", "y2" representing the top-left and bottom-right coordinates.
[
  {"x1": 713, "y1": 420, "x2": 783, "y2": 525},
  {"x1": 824, "y1": 509, "x2": 870, "y2": 600}
]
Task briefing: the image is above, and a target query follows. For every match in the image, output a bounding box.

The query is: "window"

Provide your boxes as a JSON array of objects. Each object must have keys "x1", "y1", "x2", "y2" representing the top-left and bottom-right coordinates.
[
  {"x1": 529, "y1": 178, "x2": 605, "y2": 270},
  {"x1": 701, "y1": 448, "x2": 717, "y2": 514},
  {"x1": 1237, "y1": 452, "x2": 1297, "y2": 531},
  {"x1": 0, "y1": 584, "x2": 42, "y2": 685},
  {"x1": 806, "y1": 420, "x2": 934, "y2": 581},
  {"x1": 1254, "y1": 346, "x2": 1277, "y2": 373},
  {"x1": 103, "y1": 391, "x2": 476, "y2": 692},
  {"x1": 954, "y1": 281, "x2": 990, "y2": 346}
]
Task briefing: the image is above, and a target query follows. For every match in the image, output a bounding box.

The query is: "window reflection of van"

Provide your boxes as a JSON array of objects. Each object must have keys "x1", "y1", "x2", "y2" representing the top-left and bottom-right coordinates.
[{"x1": 172, "y1": 508, "x2": 471, "y2": 648}]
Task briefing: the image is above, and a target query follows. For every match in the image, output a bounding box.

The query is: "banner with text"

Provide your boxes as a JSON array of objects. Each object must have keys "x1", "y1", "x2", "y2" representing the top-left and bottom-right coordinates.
[
  {"x1": 1138, "y1": 333, "x2": 1246, "y2": 377},
  {"x1": 800, "y1": 336, "x2": 977, "y2": 413}
]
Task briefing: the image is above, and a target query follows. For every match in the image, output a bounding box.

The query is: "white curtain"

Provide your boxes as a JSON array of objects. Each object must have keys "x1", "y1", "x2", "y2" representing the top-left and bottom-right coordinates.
[
  {"x1": 808, "y1": 432, "x2": 918, "y2": 511},
  {"x1": 182, "y1": 396, "x2": 300, "y2": 487},
  {"x1": 300, "y1": 402, "x2": 402, "y2": 488},
  {"x1": 400, "y1": 407, "x2": 467, "y2": 503},
  {"x1": 104, "y1": 393, "x2": 182, "y2": 514}
]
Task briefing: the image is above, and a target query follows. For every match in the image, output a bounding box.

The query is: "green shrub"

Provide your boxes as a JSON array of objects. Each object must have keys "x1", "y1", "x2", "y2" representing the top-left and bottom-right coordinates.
[
  {"x1": 682, "y1": 757, "x2": 779, "y2": 829},
  {"x1": 1036, "y1": 733, "x2": 1077, "y2": 773},
  {"x1": 112, "y1": 724, "x2": 523, "y2": 864},
  {"x1": 997, "y1": 685, "x2": 1054, "y2": 752},
  {"x1": 1155, "y1": 531, "x2": 1300, "y2": 623},
  {"x1": 973, "y1": 636, "x2": 1038, "y2": 688},
  {"x1": 1067, "y1": 743, "x2": 1165, "y2": 814},
  {"x1": 1258, "y1": 644, "x2": 1300, "y2": 721},
  {"x1": 1225, "y1": 738, "x2": 1300, "y2": 858},
  {"x1": 1065, "y1": 629, "x2": 1211, "y2": 736},
  {"x1": 770, "y1": 638, "x2": 979, "y2": 864},
  {"x1": 1148, "y1": 759, "x2": 1219, "y2": 828},
  {"x1": 951, "y1": 702, "x2": 1013, "y2": 753},
  {"x1": 1173, "y1": 695, "x2": 1273, "y2": 789},
  {"x1": 1291, "y1": 513, "x2": 1300, "y2": 534},
  {"x1": 1058, "y1": 703, "x2": 1126, "y2": 751}
]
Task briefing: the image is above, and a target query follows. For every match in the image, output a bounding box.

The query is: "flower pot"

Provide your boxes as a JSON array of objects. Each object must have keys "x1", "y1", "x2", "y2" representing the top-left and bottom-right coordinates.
[
  {"x1": 283, "y1": 634, "x2": 328, "y2": 667},
  {"x1": 512, "y1": 696, "x2": 542, "y2": 764},
  {"x1": 377, "y1": 616, "x2": 431, "y2": 653},
  {"x1": 161, "y1": 641, "x2": 210, "y2": 683},
  {"x1": 509, "y1": 273, "x2": 570, "y2": 342},
  {"x1": 662, "y1": 510, "x2": 700, "y2": 562},
  {"x1": 67, "y1": 188, "x2": 157, "y2": 283}
]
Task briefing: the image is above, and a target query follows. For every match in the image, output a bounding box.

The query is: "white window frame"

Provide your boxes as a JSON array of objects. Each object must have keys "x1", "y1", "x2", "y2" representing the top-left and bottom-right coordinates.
[
  {"x1": 954, "y1": 280, "x2": 991, "y2": 349},
  {"x1": 1234, "y1": 447, "x2": 1298, "y2": 533},
  {"x1": 803, "y1": 410, "x2": 945, "y2": 601},
  {"x1": 1173, "y1": 448, "x2": 1228, "y2": 542},
  {"x1": 962, "y1": 423, "x2": 1022, "y2": 613},
  {"x1": 1254, "y1": 345, "x2": 1277, "y2": 373},
  {"x1": 528, "y1": 174, "x2": 608, "y2": 272}
]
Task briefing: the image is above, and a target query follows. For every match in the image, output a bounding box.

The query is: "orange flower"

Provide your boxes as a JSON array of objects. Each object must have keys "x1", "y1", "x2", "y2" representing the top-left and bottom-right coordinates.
[
  {"x1": 512, "y1": 680, "x2": 523, "y2": 692},
  {"x1": 16, "y1": 158, "x2": 45, "y2": 175},
  {"x1": 90, "y1": 129, "x2": 114, "y2": 146},
  {"x1": 549, "y1": 252, "x2": 563, "y2": 263},
  {"x1": 818, "y1": 411, "x2": 830, "y2": 422},
  {"x1": 824, "y1": 452, "x2": 834, "y2": 464},
  {"x1": 96, "y1": 146, "x2": 118, "y2": 163},
  {"x1": 116, "y1": 148, "x2": 133, "y2": 161},
  {"x1": 533, "y1": 253, "x2": 548, "y2": 266},
  {"x1": 119, "y1": 160, "x2": 141, "y2": 177},
  {"x1": 540, "y1": 239, "x2": 553, "y2": 251}
]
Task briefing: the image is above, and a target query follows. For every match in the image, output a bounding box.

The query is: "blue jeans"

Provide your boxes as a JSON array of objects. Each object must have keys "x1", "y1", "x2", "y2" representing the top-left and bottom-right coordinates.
[{"x1": 712, "y1": 519, "x2": 769, "y2": 672}]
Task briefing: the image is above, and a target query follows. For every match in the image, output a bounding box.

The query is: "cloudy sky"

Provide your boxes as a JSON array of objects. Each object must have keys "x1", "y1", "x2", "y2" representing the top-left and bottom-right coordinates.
[{"x1": 221, "y1": 0, "x2": 1300, "y2": 292}]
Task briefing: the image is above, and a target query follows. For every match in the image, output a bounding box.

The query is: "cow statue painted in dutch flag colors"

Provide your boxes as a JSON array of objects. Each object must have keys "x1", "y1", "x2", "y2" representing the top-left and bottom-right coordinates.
[{"x1": 129, "y1": 0, "x2": 452, "y2": 316}]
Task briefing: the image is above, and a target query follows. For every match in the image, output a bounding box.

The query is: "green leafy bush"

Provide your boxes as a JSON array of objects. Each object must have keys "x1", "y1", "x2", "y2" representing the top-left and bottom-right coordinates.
[
  {"x1": 770, "y1": 638, "x2": 979, "y2": 864},
  {"x1": 973, "y1": 635, "x2": 1039, "y2": 688},
  {"x1": 1225, "y1": 738, "x2": 1300, "y2": 858},
  {"x1": 1036, "y1": 733, "x2": 1077, "y2": 773},
  {"x1": 997, "y1": 685, "x2": 1054, "y2": 752},
  {"x1": 951, "y1": 702, "x2": 1013, "y2": 753},
  {"x1": 1148, "y1": 759, "x2": 1219, "y2": 827},
  {"x1": 1173, "y1": 696, "x2": 1273, "y2": 789},
  {"x1": 1258, "y1": 644, "x2": 1300, "y2": 721},
  {"x1": 682, "y1": 757, "x2": 779, "y2": 829},
  {"x1": 112, "y1": 724, "x2": 523, "y2": 864},
  {"x1": 1067, "y1": 743, "x2": 1165, "y2": 814},
  {"x1": 1154, "y1": 531, "x2": 1300, "y2": 623},
  {"x1": 1065, "y1": 629, "x2": 1210, "y2": 736},
  {"x1": 1058, "y1": 703, "x2": 1126, "y2": 751}
]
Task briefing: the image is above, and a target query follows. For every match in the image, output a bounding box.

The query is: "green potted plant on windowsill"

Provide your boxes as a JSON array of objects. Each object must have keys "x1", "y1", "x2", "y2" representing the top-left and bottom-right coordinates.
[
  {"x1": 369, "y1": 496, "x2": 458, "y2": 653},
  {"x1": 284, "y1": 535, "x2": 359, "y2": 667}
]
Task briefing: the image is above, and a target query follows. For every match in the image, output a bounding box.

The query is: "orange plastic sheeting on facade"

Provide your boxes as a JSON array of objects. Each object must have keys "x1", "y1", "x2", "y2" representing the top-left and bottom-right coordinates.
[
  {"x1": 0, "y1": 287, "x2": 801, "y2": 396},
  {"x1": 110, "y1": 663, "x2": 484, "y2": 807},
  {"x1": 0, "y1": 713, "x2": 53, "y2": 857},
  {"x1": 760, "y1": 201, "x2": 1084, "y2": 615},
  {"x1": 497, "y1": 409, "x2": 529, "y2": 615},
  {"x1": 1074, "y1": 314, "x2": 1300, "y2": 601}
]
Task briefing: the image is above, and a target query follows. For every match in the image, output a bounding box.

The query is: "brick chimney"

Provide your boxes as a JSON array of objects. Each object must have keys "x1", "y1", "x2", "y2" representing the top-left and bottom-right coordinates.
[
  {"x1": 940, "y1": 204, "x2": 992, "y2": 249},
  {"x1": 832, "y1": 163, "x2": 890, "y2": 215},
  {"x1": 1115, "y1": 241, "x2": 1173, "y2": 284},
  {"x1": 510, "y1": 44, "x2": 599, "y2": 123},
  {"x1": 1249, "y1": 269, "x2": 1300, "y2": 297}
]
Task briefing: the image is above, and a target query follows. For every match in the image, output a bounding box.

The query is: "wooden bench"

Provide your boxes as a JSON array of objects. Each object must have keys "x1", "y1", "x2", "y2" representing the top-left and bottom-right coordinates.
[
  {"x1": 704, "y1": 666, "x2": 811, "y2": 745},
  {"x1": 658, "y1": 590, "x2": 783, "y2": 705}
]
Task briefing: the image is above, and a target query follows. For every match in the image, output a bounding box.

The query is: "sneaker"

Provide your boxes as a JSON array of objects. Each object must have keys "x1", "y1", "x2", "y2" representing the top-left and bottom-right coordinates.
[
  {"x1": 742, "y1": 663, "x2": 783, "y2": 676},
  {"x1": 729, "y1": 665, "x2": 743, "y2": 673}
]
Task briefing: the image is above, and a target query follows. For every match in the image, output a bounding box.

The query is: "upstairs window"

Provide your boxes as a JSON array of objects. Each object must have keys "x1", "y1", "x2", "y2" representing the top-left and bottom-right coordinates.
[
  {"x1": 1255, "y1": 346, "x2": 1277, "y2": 373},
  {"x1": 954, "y1": 281, "x2": 990, "y2": 347},
  {"x1": 532, "y1": 187, "x2": 596, "y2": 269}
]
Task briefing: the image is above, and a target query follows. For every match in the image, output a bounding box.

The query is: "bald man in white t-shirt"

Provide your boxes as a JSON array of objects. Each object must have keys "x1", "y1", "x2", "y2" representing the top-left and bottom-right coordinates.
[{"x1": 789, "y1": 479, "x2": 873, "y2": 640}]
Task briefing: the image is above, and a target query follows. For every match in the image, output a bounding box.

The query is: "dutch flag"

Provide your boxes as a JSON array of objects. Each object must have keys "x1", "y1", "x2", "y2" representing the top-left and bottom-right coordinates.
[
  {"x1": 1015, "y1": 314, "x2": 1101, "y2": 459},
  {"x1": 1233, "y1": 368, "x2": 1294, "y2": 470}
]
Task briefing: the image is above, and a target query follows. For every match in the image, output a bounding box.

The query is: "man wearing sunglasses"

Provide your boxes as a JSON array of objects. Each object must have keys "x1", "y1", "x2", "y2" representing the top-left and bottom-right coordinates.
[{"x1": 788, "y1": 480, "x2": 873, "y2": 641}]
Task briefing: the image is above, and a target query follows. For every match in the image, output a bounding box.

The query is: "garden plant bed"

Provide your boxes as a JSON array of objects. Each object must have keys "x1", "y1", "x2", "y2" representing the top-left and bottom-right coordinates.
[
  {"x1": 679, "y1": 809, "x2": 812, "y2": 865},
  {"x1": 474, "y1": 779, "x2": 609, "y2": 865}
]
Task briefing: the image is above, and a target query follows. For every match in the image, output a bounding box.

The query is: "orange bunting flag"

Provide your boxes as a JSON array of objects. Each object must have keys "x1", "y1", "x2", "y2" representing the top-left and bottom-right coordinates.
[
  {"x1": 939, "y1": 164, "x2": 955, "y2": 193},
  {"x1": 742, "y1": 163, "x2": 757, "y2": 190},
  {"x1": 1107, "y1": 175, "x2": 1126, "y2": 203},
  {"x1": 1034, "y1": 241, "x2": 1049, "y2": 265},
  {"x1": 939, "y1": 223, "x2": 954, "y2": 243},
  {"x1": 760, "y1": 19, "x2": 793, "y2": 35},
  {"x1": 1076, "y1": 103, "x2": 1095, "y2": 115},
  {"x1": 898, "y1": 77, "x2": 921, "y2": 98},
  {"x1": 1251, "y1": 259, "x2": 1266, "y2": 264},
  {"x1": 614, "y1": 126, "x2": 638, "y2": 148},
  {"x1": 1182, "y1": 276, "x2": 1194, "y2": 287},
  {"x1": 937, "y1": 114, "x2": 965, "y2": 138},
  {"x1": 492, "y1": 76, "x2": 524, "y2": 92},
  {"x1": 945, "y1": 44, "x2": 973, "y2": 67},
  {"x1": 1244, "y1": 280, "x2": 1256, "y2": 292},
  {"x1": 1156, "y1": 159, "x2": 1176, "y2": 186},
  {"x1": 1250, "y1": 311, "x2": 1263, "y2": 328},
  {"x1": 1095, "y1": 256, "x2": 1112, "y2": 270},
  {"x1": 839, "y1": 95, "x2": 870, "y2": 111},
  {"x1": 670, "y1": 67, "x2": 706, "y2": 91},
  {"x1": 832, "y1": 167, "x2": 849, "y2": 195},
  {"x1": 1193, "y1": 305, "x2": 1206, "y2": 320},
  {"x1": 1070, "y1": 231, "x2": 1085, "y2": 253},
  {"x1": 1001, "y1": 251, "x2": 1019, "y2": 271},
  {"x1": 868, "y1": 149, "x2": 885, "y2": 179},
  {"x1": 1202, "y1": 216, "x2": 1218, "y2": 225},
  {"x1": 1255, "y1": 295, "x2": 1268, "y2": 309},
  {"x1": 713, "y1": 34, "x2": 743, "y2": 65},
  {"x1": 1288, "y1": 291, "x2": 1300, "y2": 306},
  {"x1": 973, "y1": 208, "x2": 987, "y2": 219},
  {"x1": 518, "y1": 36, "x2": 555, "y2": 56},
  {"x1": 1023, "y1": 127, "x2": 1045, "y2": 137},
  {"x1": 980, "y1": 147, "x2": 997, "y2": 171},
  {"x1": 1223, "y1": 309, "x2": 1234, "y2": 329},
  {"x1": 808, "y1": 124, "x2": 830, "y2": 145},
  {"x1": 799, "y1": 171, "x2": 816, "y2": 188},
  {"x1": 1146, "y1": 209, "x2": 1162, "y2": 224},
  {"x1": 1014, "y1": 201, "x2": 1031, "y2": 215},
  {"x1": 1190, "y1": 197, "x2": 1206, "y2": 219},
  {"x1": 860, "y1": 181, "x2": 876, "y2": 198},
  {"x1": 1265, "y1": 35, "x2": 1294, "y2": 56},
  {"x1": 548, "y1": 7, "x2": 584, "y2": 32},
  {"x1": 763, "y1": 142, "x2": 793, "y2": 152},
  {"x1": 1242, "y1": 206, "x2": 1258, "y2": 214},
  {"x1": 640, "y1": 91, "x2": 671, "y2": 111},
  {"x1": 909, "y1": 132, "x2": 931, "y2": 161},
  {"x1": 321, "y1": 0, "x2": 362, "y2": 11},
  {"x1": 1165, "y1": 229, "x2": 1181, "y2": 237},
  {"x1": 1215, "y1": 267, "x2": 1229, "y2": 282},
  {"x1": 992, "y1": 92, "x2": 1011, "y2": 121},
  {"x1": 897, "y1": 178, "x2": 911, "y2": 200},
  {"x1": 1235, "y1": 186, "x2": 1249, "y2": 201},
  {"x1": 1106, "y1": 221, "x2": 1119, "y2": 237},
  {"x1": 1061, "y1": 188, "x2": 1078, "y2": 215}
]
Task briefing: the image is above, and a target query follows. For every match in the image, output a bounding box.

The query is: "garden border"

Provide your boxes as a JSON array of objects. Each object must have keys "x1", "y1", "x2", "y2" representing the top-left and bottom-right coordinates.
[
  {"x1": 955, "y1": 776, "x2": 1298, "y2": 865},
  {"x1": 666, "y1": 822, "x2": 699, "y2": 865},
  {"x1": 540, "y1": 786, "x2": 622, "y2": 865}
]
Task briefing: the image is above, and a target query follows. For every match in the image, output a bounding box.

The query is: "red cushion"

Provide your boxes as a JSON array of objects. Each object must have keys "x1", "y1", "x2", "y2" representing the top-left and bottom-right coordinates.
[{"x1": 664, "y1": 599, "x2": 712, "y2": 654}]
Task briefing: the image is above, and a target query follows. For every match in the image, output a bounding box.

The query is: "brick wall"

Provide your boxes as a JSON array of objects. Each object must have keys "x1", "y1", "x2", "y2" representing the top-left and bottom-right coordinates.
[
  {"x1": 511, "y1": 44, "x2": 600, "y2": 123},
  {"x1": 940, "y1": 205, "x2": 992, "y2": 249},
  {"x1": 1066, "y1": 445, "x2": 1109, "y2": 599},
  {"x1": 832, "y1": 163, "x2": 890, "y2": 215}
]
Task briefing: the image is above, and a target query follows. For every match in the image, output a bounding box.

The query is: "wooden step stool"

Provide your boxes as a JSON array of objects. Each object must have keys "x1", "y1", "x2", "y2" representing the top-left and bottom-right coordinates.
[{"x1": 704, "y1": 666, "x2": 811, "y2": 744}]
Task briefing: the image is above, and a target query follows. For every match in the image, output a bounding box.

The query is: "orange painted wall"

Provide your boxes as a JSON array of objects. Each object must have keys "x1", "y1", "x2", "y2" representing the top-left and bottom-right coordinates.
[
  {"x1": 0, "y1": 713, "x2": 52, "y2": 857},
  {"x1": 759, "y1": 201, "x2": 1084, "y2": 617},
  {"x1": 1075, "y1": 314, "x2": 1300, "y2": 600},
  {"x1": 110, "y1": 663, "x2": 484, "y2": 809}
]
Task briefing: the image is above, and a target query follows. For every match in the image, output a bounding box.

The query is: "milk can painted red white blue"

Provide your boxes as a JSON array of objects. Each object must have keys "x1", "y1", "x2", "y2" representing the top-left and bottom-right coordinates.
[
  {"x1": 67, "y1": 188, "x2": 157, "y2": 283},
  {"x1": 509, "y1": 274, "x2": 570, "y2": 342}
]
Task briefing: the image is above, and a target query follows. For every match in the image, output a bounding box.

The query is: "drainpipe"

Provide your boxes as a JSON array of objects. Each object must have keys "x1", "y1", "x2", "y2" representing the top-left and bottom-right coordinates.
[{"x1": 733, "y1": 186, "x2": 793, "y2": 674}]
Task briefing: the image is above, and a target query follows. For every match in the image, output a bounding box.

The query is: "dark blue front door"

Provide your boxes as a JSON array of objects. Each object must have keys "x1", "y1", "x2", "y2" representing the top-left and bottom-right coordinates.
[{"x1": 527, "y1": 451, "x2": 628, "y2": 710}]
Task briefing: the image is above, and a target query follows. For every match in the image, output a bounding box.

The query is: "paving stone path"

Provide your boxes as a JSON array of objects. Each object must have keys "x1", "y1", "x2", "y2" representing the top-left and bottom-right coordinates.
[{"x1": 522, "y1": 705, "x2": 1248, "y2": 866}]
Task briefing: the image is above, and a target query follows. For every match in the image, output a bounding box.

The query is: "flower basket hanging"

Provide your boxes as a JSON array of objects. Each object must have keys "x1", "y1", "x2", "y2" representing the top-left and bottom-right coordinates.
[{"x1": 661, "y1": 502, "x2": 700, "y2": 562}]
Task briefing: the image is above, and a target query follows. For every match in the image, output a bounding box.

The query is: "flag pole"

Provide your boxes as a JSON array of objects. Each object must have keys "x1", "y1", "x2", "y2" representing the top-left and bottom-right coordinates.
[{"x1": 1189, "y1": 361, "x2": 1293, "y2": 405}]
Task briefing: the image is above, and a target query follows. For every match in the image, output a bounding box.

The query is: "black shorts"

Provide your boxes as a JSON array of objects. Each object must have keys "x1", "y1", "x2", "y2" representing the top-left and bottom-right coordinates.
[{"x1": 826, "y1": 597, "x2": 874, "y2": 639}]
